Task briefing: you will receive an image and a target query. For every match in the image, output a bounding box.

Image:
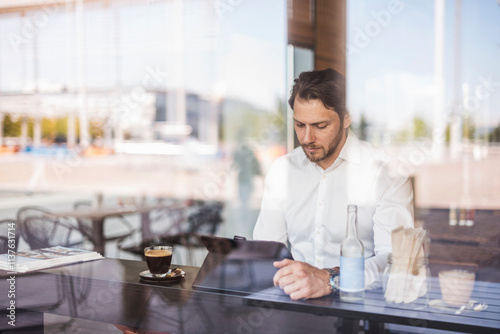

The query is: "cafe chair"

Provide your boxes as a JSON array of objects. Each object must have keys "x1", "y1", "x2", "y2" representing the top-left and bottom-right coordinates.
[
  {"x1": 154, "y1": 200, "x2": 224, "y2": 263},
  {"x1": 118, "y1": 200, "x2": 224, "y2": 266},
  {"x1": 14, "y1": 207, "x2": 93, "y2": 331},
  {"x1": 116, "y1": 199, "x2": 190, "y2": 260},
  {"x1": 187, "y1": 201, "x2": 224, "y2": 236},
  {"x1": 17, "y1": 206, "x2": 90, "y2": 250},
  {"x1": 73, "y1": 200, "x2": 137, "y2": 245},
  {"x1": 0, "y1": 219, "x2": 19, "y2": 253}
]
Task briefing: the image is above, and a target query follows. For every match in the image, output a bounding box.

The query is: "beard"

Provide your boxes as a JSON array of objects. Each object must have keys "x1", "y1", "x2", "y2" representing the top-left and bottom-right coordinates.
[{"x1": 301, "y1": 126, "x2": 345, "y2": 164}]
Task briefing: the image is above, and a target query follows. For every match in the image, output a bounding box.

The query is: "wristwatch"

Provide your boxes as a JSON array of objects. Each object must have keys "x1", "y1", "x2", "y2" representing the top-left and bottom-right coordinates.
[{"x1": 324, "y1": 267, "x2": 340, "y2": 292}]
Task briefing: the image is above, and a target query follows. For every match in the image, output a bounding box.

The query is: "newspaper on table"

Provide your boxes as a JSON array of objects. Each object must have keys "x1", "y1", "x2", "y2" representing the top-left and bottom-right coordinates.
[{"x1": 0, "y1": 246, "x2": 103, "y2": 273}]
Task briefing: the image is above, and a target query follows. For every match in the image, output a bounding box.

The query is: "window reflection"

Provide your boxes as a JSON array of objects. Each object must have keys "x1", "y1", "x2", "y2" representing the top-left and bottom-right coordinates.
[
  {"x1": 347, "y1": 0, "x2": 500, "y2": 282},
  {"x1": 0, "y1": 0, "x2": 287, "y2": 257}
]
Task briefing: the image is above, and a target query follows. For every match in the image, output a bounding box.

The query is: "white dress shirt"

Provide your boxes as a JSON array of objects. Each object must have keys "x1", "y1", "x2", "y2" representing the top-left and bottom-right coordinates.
[{"x1": 253, "y1": 130, "x2": 414, "y2": 288}]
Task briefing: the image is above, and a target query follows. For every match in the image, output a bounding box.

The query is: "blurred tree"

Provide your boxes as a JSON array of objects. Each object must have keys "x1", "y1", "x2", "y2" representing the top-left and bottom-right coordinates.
[
  {"x1": 395, "y1": 116, "x2": 430, "y2": 142},
  {"x1": 27, "y1": 117, "x2": 34, "y2": 138},
  {"x1": 41, "y1": 118, "x2": 56, "y2": 139},
  {"x1": 222, "y1": 98, "x2": 283, "y2": 145},
  {"x1": 462, "y1": 115, "x2": 475, "y2": 140},
  {"x1": 413, "y1": 117, "x2": 429, "y2": 138},
  {"x1": 55, "y1": 117, "x2": 69, "y2": 137},
  {"x1": 89, "y1": 118, "x2": 104, "y2": 140},
  {"x1": 487, "y1": 122, "x2": 500, "y2": 142},
  {"x1": 266, "y1": 98, "x2": 286, "y2": 143},
  {"x1": 358, "y1": 113, "x2": 368, "y2": 141},
  {"x1": 2, "y1": 114, "x2": 21, "y2": 137}
]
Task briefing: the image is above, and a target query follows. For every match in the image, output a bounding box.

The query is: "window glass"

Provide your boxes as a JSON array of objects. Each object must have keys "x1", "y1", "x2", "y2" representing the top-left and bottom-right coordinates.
[
  {"x1": 347, "y1": 0, "x2": 500, "y2": 282},
  {"x1": 0, "y1": 0, "x2": 287, "y2": 260}
]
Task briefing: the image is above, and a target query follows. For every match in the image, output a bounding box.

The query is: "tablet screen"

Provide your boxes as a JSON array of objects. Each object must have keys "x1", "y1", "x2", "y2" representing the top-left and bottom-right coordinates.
[{"x1": 192, "y1": 235, "x2": 293, "y2": 295}]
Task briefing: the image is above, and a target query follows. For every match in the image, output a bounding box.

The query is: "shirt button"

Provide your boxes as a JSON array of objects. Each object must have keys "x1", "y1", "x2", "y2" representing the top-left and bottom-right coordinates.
[
  {"x1": 323, "y1": 175, "x2": 327, "y2": 179},
  {"x1": 318, "y1": 202, "x2": 323, "y2": 207}
]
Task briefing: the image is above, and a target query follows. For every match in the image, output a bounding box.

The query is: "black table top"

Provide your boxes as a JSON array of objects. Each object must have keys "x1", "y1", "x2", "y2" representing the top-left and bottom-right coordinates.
[{"x1": 1, "y1": 258, "x2": 499, "y2": 334}]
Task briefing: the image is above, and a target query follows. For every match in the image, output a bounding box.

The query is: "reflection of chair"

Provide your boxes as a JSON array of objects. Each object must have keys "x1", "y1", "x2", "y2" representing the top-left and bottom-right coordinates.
[
  {"x1": 0, "y1": 219, "x2": 19, "y2": 253},
  {"x1": 118, "y1": 200, "x2": 224, "y2": 266},
  {"x1": 17, "y1": 206, "x2": 89, "y2": 250},
  {"x1": 73, "y1": 200, "x2": 137, "y2": 244},
  {"x1": 187, "y1": 201, "x2": 224, "y2": 237},
  {"x1": 15, "y1": 207, "x2": 93, "y2": 331}
]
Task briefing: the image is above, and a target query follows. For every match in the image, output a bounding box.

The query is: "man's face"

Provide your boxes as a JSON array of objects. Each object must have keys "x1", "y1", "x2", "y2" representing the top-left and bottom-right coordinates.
[{"x1": 293, "y1": 98, "x2": 351, "y2": 169}]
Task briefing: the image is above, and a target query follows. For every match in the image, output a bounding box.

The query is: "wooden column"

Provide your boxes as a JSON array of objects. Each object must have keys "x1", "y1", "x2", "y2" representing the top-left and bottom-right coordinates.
[
  {"x1": 288, "y1": 0, "x2": 314, "y2": 49},
  {"x1": 314, "y1": 0, "x2": 346, "y2": 76},
  {"x1": 287, "y1": 0, "x2": 346, "y2": 75}
]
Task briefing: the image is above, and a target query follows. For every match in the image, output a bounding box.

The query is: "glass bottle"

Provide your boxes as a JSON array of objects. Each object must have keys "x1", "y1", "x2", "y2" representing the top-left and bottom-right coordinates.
[{"x1": 340, "y1": 204, "x2": 365, "y2": 301}]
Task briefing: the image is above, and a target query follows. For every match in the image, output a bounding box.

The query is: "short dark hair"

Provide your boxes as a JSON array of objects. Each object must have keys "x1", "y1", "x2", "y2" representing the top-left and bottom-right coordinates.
[{"x1": 288, "y1": 68, "x2": 347, "y2": 120}]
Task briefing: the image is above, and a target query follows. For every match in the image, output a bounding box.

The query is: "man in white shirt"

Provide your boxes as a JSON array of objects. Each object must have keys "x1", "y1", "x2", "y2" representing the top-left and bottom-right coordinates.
[{"x1": 253, "y1": 68, "x2": 414, "y2": 300}]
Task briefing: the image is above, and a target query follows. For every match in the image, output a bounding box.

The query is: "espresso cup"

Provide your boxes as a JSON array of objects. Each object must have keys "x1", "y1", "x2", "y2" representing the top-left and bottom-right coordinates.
[
  {"x1": 144, "y1": 246, "x2": 173, "y2": 277},
  {"x1": 438, "y1": 270, "x2": 475, "y2": 306}
]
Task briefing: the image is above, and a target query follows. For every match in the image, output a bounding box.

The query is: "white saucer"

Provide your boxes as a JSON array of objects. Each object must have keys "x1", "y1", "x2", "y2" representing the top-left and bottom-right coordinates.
[{"x1": 139, "y1": 268, "x2": 185, "y2": 281}]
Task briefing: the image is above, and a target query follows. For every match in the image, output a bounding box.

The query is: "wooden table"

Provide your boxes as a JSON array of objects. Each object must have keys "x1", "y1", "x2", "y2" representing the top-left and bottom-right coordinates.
[
  {"x1": 1, "y1": 258, "x2": 499, "y2": 333},
  {"x1": 51, "y1": 201, "x2": 193, "y2": 256},
  {"x1": 51, "y1": 205, "x2": 140, "y2": 255}
]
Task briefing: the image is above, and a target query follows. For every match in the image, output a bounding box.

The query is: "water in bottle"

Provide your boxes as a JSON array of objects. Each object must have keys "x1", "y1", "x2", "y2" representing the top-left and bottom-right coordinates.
[{"x1": 340, "y1": 204, "x2": 365, "y2": 301}]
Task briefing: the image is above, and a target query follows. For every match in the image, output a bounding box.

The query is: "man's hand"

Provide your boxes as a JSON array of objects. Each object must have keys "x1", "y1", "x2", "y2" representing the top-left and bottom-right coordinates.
[{"x1": 273, "y1": 259, "x2": 331, "y2": 300}]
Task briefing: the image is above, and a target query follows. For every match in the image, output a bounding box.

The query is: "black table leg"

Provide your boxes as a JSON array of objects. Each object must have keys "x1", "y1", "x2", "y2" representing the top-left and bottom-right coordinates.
[
  {"x1": 366, "y1": 320, "x2": 385, "y2": 334},
  {"x1": 91, "y1": 218, "x2": 106, "y2": 255},
  {"x1": 338, "y1": 317, "x2": 360, "y2": 334}
]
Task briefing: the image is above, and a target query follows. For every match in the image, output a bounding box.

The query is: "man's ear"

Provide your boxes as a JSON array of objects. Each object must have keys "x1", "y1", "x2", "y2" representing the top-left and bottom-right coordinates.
[{"x1": 343, "y1": 114, "x2": 352, "y2": 129}]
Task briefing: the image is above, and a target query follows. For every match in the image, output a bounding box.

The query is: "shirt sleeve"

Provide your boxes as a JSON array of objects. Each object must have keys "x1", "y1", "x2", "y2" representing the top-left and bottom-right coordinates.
[
  {"x1": 365, "y1": 168, "x2": 415, "y2": 288},
  {"x1": 253, "y1": 159, "x2": 288, "y2": 244}
]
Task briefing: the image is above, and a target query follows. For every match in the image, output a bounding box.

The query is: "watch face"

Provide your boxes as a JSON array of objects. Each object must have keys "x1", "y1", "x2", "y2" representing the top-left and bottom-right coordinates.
[{"x1": 324, "y1": 268, "x2": 340, "y2": 291}]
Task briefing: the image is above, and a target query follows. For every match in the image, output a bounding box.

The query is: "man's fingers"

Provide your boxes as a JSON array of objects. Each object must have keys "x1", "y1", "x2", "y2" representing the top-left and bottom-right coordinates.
[
  {"x1": 285, "y1": 281, "x2": 311, "y2": 300},
  {"x1": 273, "y1": 264, "x2": 293, "y2": 286},
  {"x1": 273, "y1": 258, "x2": 294, "y2": 268}
]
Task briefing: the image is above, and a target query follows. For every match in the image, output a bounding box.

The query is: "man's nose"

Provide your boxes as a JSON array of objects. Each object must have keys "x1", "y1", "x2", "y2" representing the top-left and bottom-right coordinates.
[{"x1": 303, "y1": 126, "x2": 315, "y2": 145}]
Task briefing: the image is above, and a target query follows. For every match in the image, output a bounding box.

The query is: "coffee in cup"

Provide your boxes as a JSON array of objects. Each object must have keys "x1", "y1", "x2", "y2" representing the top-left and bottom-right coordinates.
[
  {"x1": 144, "y1": 246, "x2": 173, "y2": 277},
  {"x1": 438, "y1": 269, "x2": 475, "y2": 306}
]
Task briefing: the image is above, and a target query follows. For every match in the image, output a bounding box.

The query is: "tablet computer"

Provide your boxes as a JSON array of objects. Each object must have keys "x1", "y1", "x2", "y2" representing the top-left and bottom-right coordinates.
[{"x1": 192, "y1": 235, "x2": 293, "y2": 295}]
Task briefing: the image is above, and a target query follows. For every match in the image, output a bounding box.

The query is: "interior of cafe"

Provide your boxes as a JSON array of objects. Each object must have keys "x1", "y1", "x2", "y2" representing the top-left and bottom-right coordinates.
[{"x1": 0, "y1": 0, "x2": 499, "y2": 333}]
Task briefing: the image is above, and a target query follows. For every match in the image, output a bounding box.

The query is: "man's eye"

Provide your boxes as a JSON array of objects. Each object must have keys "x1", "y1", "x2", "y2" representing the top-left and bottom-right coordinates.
[
  {"x1": 316, "y1": 124, "x2": 327, "y2": 129},
  {"x1": 296, "y1": 123, "x2": 305, "y2": 128}
]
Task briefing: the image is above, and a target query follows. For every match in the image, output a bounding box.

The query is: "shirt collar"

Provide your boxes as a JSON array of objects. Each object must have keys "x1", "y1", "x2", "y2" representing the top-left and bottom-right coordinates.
[
  {"x1": 300, "y1": 129, "x2": 362, "y2": 171},
  {"x1": 338, "y1": 129, "x2": 361, "y2": 165}
]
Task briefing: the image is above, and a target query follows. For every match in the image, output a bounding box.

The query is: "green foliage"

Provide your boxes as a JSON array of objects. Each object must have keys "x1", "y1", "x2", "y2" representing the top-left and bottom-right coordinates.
[
  {"x1": 89, "y1": 118, "x2": 104, "y2": 140},
  {"x1": 358, "y1": 113, "x2": 368, "y2": 141},
  {"x1": 222, "y1": 98, "x2": 286, "y2": 144},
  {"x1": 267, "y1": 98, "x2": 286, "y2": 143},
  {"x1": 394, "y1": 116, "x2": 431, "y2": 142},
  {"x1": 2, "y1": 114, "x2": 21, "y2": 137},
  {"x1": 487, "y1": 122, "x2": 500, "y2": 142},
  {"x1": 462, "y1": 116, "x2": 475, "y2": 140},
  {"x1": 1, "y1": 114, "x2": 87, "y2": 143},
  {"x1": 413, "y1": 117, "x2": 429, "y2": 138}
]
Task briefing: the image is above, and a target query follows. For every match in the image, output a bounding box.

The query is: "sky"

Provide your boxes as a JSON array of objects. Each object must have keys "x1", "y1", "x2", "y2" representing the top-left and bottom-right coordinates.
[
  {"x1": 0, "y1": 0, "x2": 287, "y2": 112},
  {"x1": 0, "y1": 0, "x2": 498, "y2": 133},
  {"x1": 347, "y1": 0, "x2": 500, "y2": 132}
]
